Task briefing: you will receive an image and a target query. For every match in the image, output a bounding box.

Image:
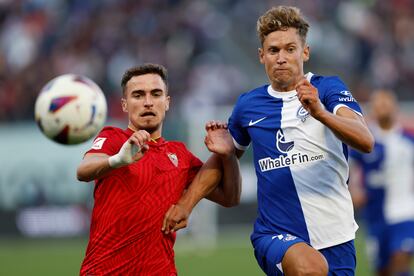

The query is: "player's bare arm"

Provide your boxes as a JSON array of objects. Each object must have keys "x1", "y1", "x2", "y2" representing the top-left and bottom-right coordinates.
[
  {"x1": 162, "y1": 121, "x2": 241, "y2": 234},
  {"x1": 77, "y1": 130, "x2": 151, "y2": 182},
  {"x1": 204, "y1": 121, "x2": 241, "y2": 207},
  {"x1": 296, "y1": 78, "x2": 374, "y2": 153}
]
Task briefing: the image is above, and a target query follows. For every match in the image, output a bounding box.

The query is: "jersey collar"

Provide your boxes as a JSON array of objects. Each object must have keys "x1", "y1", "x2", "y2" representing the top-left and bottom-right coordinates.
[
  {"x1": 267, "y1": 72, "x2": 314, "y2": 100},
  {"x1": 125, "y1": 127, "x2": 166, "y2": 146}
]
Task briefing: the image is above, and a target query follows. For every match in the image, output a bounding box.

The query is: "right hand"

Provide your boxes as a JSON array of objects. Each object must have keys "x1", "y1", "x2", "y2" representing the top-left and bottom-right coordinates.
[{"x1": 108, "y1": 130, "x2": 151, "y2": 168}]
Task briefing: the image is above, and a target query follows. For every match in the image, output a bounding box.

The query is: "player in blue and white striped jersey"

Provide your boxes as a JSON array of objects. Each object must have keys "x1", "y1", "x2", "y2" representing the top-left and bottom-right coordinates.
[
  {"x1": 350, "y1": 90, "x2": 414, "y2": 276},
  {"x1": 226, "y1": 6, "x2": 373, "y2": 276},
  {"x1": 162, "y1": 5, "x2": 374, "y2": 276}
]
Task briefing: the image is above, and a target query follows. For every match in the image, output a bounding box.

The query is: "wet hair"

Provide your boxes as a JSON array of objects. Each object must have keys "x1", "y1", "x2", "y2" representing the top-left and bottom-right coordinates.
[
  {"x1": 257, "y1": 6, "x2": 309, "y2": 45},
  {"x1": 121, "y1": 63, "x2": 168, "y2": 95}
]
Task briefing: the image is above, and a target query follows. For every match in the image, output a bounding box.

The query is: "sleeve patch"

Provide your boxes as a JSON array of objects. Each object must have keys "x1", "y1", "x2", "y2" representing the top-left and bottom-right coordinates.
[{"x1": 91, "y1": 137, "x2": 107, "y2": 150}]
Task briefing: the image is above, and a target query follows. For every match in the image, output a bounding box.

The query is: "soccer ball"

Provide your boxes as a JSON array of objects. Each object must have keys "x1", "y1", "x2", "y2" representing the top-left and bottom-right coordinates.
[{"x1": 35, "y1": 74, "x2": 107, "y2": 145}]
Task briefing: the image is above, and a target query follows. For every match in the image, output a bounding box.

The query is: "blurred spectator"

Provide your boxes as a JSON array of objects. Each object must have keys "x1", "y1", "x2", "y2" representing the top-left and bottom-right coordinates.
[{"x1": 0, "y1": 0, "x2": 413, "y2": 122}]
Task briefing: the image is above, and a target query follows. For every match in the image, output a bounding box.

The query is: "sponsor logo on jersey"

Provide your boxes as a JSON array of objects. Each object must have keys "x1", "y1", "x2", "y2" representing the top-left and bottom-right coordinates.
[
  {"x1": 248, "y1": 116, "x2": 267, "y2": 127},
  {"x1": 258, "y1": 152, "x2": 324, "y2": 172},
  {"x1": 91, "y1": 137, "x2": 106, "y2": 149},
  {"x1": 296, "y1": 106, "x2": 310, "y2": 122},
  {"x1": 276, "y1": 130, "x2": 294, "y2": 153},
  {"x1": 340, "y1": 90, "x2": 352, "y2": 96},
  {"x1": 167, "y1": 153, "x2": 178, "y2": 167},
  {"x1": 283, "y1": 234, "x2": 298, "y2": 242},
  {"x1": 271, "y1": 234, "x2": 298, "y2": 242},
  {"x1": 339, "y1": 90, "x2": 355, "y2": 102},
  {"x1": 258, "y1": 129, "x2": 324, "y2": 172}
]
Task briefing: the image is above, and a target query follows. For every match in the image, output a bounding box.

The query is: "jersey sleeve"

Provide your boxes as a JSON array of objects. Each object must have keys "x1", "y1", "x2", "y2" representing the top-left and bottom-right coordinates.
[
  {"x1": 86, "y1": 127, "x2": 124, "y2": 156},
  {"x1": 321, "y1": 77, "x2": 363, "y2": 116},
  {"x1": 228, "y1": 94, "x2": 251, "y2": 150}
]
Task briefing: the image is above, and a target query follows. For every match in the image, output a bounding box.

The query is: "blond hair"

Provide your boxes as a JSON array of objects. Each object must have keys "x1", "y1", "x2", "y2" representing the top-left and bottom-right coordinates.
[{"x1": 257, "y1": 6, "x2": 309, "y2": 45}]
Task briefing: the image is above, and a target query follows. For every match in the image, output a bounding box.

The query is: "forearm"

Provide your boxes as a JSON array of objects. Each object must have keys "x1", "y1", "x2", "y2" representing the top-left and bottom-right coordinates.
[
  {"x1": 77, "y1": 155, "x2": 112, "y2": 182},
  {"x1": 315, "y1": 109, "x2": 374, "y2": 153},
  {"x1": 176, "y1": 154, "x2": 224, "y2": 212},
  {"x1": 206, "y1": 153, "x2": 241, "y2": 207}
]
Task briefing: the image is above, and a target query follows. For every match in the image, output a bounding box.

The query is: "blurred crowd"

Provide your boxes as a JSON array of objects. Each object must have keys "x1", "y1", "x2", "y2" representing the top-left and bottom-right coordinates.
[{"x1": 0, "y1": 0, "x2": 413, "y2": 121}]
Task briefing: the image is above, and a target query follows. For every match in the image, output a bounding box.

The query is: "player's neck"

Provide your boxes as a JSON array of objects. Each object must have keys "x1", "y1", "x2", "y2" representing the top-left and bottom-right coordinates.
[{"x1": 127, "y1": 124, "x2": 163, "y2": 140}]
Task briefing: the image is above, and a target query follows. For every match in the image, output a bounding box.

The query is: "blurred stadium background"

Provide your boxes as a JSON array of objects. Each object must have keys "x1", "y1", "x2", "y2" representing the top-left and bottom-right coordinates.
[{"x1": 0, "y1": 0, "x2": 413, "y2": 275}]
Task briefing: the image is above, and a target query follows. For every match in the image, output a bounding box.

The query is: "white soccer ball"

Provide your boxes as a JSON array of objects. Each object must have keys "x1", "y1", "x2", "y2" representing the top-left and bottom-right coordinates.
[{"x1": 34, "y1": 74, "x2": 107, "y2": 145}]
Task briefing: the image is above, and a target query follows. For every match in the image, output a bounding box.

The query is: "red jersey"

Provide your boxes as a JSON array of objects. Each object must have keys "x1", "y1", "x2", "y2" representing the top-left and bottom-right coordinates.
[{"x1": 80, "y1": 127, "x2": 202, "y2": 276}]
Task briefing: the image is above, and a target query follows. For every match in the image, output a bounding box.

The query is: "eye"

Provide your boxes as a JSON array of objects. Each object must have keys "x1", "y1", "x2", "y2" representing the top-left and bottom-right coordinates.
[
  {"x1": 152, "y1": 90, "x2": 163, "y2": 97},
  {"x1": 268, "y1": 47, "x2": 279, "y2": 54},
  {"x1": 287, "y1": 47, "x2": 296, "y2": 53}
]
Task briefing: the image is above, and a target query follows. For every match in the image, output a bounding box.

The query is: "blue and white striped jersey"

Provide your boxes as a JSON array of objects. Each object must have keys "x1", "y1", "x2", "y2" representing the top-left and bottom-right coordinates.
[
  {"x1": 350, "y1": 125, "x2": 414, "y2": 225},
  {"x1": 228, "y1": 73, "x2": 361, "y2": 249}
]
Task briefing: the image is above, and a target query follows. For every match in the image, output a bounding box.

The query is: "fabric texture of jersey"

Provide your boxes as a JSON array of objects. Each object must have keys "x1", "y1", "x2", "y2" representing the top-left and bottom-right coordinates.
[
  {"x1": 80, "y1": 127, "x2": 202, "y2": 276},
  {"x1": 228, "y1": 72, "x2": 361, "y2": 250},
  {"x1": 350, "y1": 125, "x2": 414, "y2": 225}
]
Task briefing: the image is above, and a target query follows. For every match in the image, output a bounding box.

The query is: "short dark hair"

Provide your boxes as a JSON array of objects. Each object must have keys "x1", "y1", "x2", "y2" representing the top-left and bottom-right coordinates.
[
  {"x1": 121, "y1": 63, "x2": 168, "y2": 94},
  {"x1": 257, "y1": 6, "x2": 309, "y2": 45}
]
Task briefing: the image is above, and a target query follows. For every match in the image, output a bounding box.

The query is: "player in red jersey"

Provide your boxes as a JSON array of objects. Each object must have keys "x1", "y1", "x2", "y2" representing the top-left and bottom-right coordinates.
[{"x1": 76, "y1": 63, "x2": 241, "y2": 275}]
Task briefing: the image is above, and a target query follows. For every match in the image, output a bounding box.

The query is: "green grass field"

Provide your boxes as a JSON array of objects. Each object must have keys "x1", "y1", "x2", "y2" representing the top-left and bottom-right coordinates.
[
  {"x1": 0, "y1": 223, "x2": 394, "y2": 276},
  {"x1": 0, "y1": 228, "x2": 378, "y2": 276}
]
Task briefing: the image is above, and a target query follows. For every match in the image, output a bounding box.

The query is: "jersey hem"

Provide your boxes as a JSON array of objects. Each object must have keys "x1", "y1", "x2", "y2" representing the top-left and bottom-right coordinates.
[
  {"x1": 312, "y1": 234, "x2": 356, "y2": 250},
  {"x1": 333, "y1": 104, "x2": 362, "y2": 117},
  {"x1": 232, "y1": 137, "x2": 249, "y2": 151}
]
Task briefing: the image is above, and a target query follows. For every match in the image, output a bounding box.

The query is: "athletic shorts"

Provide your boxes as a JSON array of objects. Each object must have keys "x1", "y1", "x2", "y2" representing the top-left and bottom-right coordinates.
[
  {"x1": 320, "y1": 240, "x2": 356, "y2": 276},
  {"x1": 251, "y1": 232, "x2": 356, "y2": 276},
  {"x1": 366, "y1": 220, "x2": 414, "y2": 270}
]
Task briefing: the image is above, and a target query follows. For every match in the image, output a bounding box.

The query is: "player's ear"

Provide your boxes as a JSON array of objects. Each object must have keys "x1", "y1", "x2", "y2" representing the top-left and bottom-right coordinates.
[
  {"x1": 165, "y1": 95, "x2": 170, "y2": 111},
  {"x1": 258, "y1": 47, "x2": 265, "y2": 64},
  {"x1": 121, "y1": 97, "x2": 128, "y2": 113},
  {"x1": 303, "y1": 44, "x2": 310, "y2": 62}
]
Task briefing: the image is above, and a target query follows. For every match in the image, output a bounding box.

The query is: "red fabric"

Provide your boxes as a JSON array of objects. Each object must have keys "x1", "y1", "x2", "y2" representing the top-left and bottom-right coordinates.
[{"x1": 80, "y1": 127, "x2": 202, "y2": 276}]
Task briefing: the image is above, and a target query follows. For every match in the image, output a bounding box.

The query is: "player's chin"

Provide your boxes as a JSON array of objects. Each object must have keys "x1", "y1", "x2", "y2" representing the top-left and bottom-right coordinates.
[{"x1": 137, "y1": 122, "x2": 161, "y2": 134}]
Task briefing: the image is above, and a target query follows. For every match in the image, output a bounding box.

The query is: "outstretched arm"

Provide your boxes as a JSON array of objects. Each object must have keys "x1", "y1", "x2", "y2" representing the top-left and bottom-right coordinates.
[
  {"x1": 77, "y1": 130, "x2": 151, "y2": 182},
  {"x1": 296, "y1": 78, "x2": 374, "y2": 153},
  {"x1": 162, "y1": 121, "x2": 242, "y2": 234}
]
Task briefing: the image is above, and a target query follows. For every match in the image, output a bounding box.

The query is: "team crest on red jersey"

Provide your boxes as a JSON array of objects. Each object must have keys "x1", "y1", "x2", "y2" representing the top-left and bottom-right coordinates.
[{"x1": 167, "y1": 152, "x2": 178, "y2": 167}]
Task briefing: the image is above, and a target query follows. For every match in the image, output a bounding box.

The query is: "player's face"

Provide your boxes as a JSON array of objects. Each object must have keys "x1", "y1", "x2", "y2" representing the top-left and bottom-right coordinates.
[
  {"x1": 259, "y1": 28, "x2": 309, "y2": 92},
  {"x1": 371, "y1": 91, "x2": 397, "y2": 124},
  {"x1": 122, "y1": 74, "x2": 170, "y2": 134}
]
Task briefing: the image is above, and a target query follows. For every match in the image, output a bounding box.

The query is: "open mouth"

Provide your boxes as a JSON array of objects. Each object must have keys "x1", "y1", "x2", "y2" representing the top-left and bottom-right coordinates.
[{"x1": 140, "y1": 111, "x2": 156, "y2": 117}]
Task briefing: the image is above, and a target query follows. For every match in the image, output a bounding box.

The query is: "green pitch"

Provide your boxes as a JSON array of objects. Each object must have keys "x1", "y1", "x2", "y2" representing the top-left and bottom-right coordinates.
[{"x1": 0, "y1": 229, "x2": 376, "y2": 276}]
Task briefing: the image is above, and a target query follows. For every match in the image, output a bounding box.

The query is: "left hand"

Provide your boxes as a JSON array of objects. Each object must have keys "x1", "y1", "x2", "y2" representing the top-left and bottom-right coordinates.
[
  {"x1": 296, "y1": 78, "x2": 324, "y2": 119},
  {"x1": 204, "y1": 121, "x2": 235, "y2": 158},
  {"x1": 162, "y1": 204, "x2": 190, "y2": 234}
]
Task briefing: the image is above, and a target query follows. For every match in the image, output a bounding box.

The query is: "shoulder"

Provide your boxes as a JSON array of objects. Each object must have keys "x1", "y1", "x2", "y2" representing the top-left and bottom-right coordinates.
[
  {"x1": 233, "y1": 85, "x2": 268, "y2": 112},
  {"x1": 237, "y1": 85, "x2": 268, "y2": 103},
  {"x1": 92, "y1": 126, "x2": 128, "y2": 146},
  {"x1": 96, "y1": 126, "x2": 124, "y2": 136},
  {"x1": 310, "y1": 74, "x2": 347, "y2": 91},
  {"x1": 88, "y1": 126, "x2": 127, "y2": 153}
]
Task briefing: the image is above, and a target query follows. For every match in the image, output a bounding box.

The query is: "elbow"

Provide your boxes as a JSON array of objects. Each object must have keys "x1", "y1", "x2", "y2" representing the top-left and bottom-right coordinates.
[
  {"x1": 359, "y1": 134, "x2": 375, "y2": 153},
  {"x1": 221, "y1": 189, "x2": 241, "y2": 208},
  {"x1": 221, "y1": 197, "x2": 240, "y2": 208},
  {"x1": 76, "y1": 168, "x2": 91, "y2": 182},
  {"x1": 223, "y1": 195, "x2": 240, "y2": 208}
]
